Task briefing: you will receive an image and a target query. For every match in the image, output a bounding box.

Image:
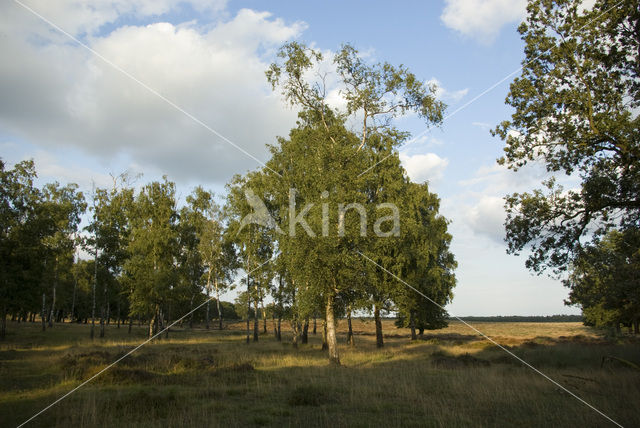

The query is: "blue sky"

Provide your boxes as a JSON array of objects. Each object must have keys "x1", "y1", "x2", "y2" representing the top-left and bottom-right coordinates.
[{"x1": 0, "y1": 0, "x2": 580, "y2": 316}]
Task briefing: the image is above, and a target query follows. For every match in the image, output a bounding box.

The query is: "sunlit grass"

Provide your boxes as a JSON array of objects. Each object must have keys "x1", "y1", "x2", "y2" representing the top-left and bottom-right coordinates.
[{"x1": 1, "y1": 320, "x2": 639, "y2": 427}]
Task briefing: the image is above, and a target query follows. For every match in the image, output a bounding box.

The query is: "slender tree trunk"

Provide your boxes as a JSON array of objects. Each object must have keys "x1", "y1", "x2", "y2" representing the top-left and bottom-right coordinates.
[
  {"x1": 116, "y1": 301, "x2": 120, "y2": 329},
  {"x1": 262, "y1": 301, "x2": 267, "y2": 334},
  {"x1": 70, "y1": 280, "x2": 78, "y2": 323},
  {"x1": 346, "y1": 307, "x2": 354, "y2": 346},
  {"x1": 291, "y1": 280, "x2": 299, "y2": 347},
  {"x1": 277, "y1": 316, "x2": 282, "y2": 341},
  {"x1": 148, "y1": 315, "x2": 154, "y2": 339},
  {"x1": 215, "y1": 278, "x2": 222, "y2": 330},
  {"x1": 41, "y1": 293, "x2": 46, "y2": 332},
  {"x1": 246, "y1": 272, "x2": 251, "y2": 344},
  {"x1": 165, "y1": 305, "x2": 170, "y2": 339},
  {"x1": 71, "y1": 251, "x2": 77, "y2": 323},
  {"x1": 272, "y1": 310, "x2": 277, "y2": 338},
  {"x1": 189, "y1": 293, "x2": 195, "y2": 329},
  {"x1": 313, "y1": 316, "x2": 317, "y2": 335},
  {"x1": 1, "y1": 305, "x2": 6, "y2": 340},
  {"x1": 91, "y1": 248, "x2": 97, "y2": 340},
  {"x1": 206, "y1": 270, "x2": 212, "y2": 330},
  {"x1": 322, "y1": 319, "x2": 328, "y2": 350},
  {"x1": 276, "y1": 274, "x2": 283, "y2": 341},
  {"x1": 253, "y1": 298, "x2": 259, "y2": 342},
  {"x1": 410, "y1": 310, "x2": 417, "y2": 341},
  {"x1": 302, "y1": 317, "x2": 309, "y2": 344},
  {"x1": 99, "y1": 301, "x2": 105, "y2": 338},
  {"x1": 325, "y1": 292, "x2": 340, "y2": 365},
  {"x1": 374, "y1": 304, "x2": 384, "y2": 348},
  {"x1": 634, "y1": 318, "x2": 639, "y2": 334},
  {"x1": 48, "y1": 257, "x2": 58, "y2": 328},
  {"x1": 128, "y1": 316, "x2": 133, "y2": 334}
]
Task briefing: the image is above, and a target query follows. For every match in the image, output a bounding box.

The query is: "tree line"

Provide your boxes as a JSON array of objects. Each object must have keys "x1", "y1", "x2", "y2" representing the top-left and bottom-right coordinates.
[
  {"x1": 1, "y1": 42, "x2": 458, "y2": 365},
  {"x1": 0, "y1": 163, "x2": 245, "y2": 340}
]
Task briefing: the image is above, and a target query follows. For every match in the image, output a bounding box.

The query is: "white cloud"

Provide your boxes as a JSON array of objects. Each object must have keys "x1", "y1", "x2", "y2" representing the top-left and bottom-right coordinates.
[
  {"x1": 440, "y1": 0, "x2": 527, "y2": 44},
  {"x1": 0, "y1": 4, "x2": 306, "y2": 184},
  {"x1": 465, "y1": 195, "x2": 506, "y2": 243},
  {"x1": 31, "y1": 150, "x2": 114, "y2": 190},
  {"x1": 4, "y1": 1, "x2": 227, "y2": 38},
  {"x1": 427, "y1": 78, "x2": 468, "y2": 103},
  {"x1": 399, "y1": 152, "x2": 449, "y2": 183}
]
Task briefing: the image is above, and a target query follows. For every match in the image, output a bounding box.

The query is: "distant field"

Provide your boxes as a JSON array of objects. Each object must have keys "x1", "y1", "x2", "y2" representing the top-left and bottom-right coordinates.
[{"x1": 1, "y1": 320, "x2": 639, "y2": 427}]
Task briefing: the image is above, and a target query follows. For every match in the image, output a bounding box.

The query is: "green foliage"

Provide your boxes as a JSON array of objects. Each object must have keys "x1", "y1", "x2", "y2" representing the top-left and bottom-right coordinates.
[
  {"x1": 124, "y1": 178, "x2": 179, "y2": 331},
  {"x1": 566, "y1": 228, "x2": 640, "y2": 329},
  {"x1": 261, "y1": 41, "x2": 455, "y2": 360},
  {"x1": 0, "y1": 159, "x2": 86, "y2": 335},
  {"x1": 494, "y1": 0, "x2": 640, "y2": 275}
]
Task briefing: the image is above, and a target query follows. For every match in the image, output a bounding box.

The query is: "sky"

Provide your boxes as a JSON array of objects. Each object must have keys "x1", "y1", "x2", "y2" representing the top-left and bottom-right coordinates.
[{"x1": 0, "y1": 0, "x2": 581, "y2": 316}]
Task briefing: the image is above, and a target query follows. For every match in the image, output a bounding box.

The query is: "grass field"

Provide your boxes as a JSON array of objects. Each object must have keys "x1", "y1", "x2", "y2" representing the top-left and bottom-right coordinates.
[{"x1": 1, "y1": 319, "x2": 639, "y2": 427}]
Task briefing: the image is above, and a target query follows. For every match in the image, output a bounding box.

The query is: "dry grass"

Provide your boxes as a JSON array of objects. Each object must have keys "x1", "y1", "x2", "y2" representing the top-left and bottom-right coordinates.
[{"x1": 1, "y1": 319, "x2": 639, "y2": 427}]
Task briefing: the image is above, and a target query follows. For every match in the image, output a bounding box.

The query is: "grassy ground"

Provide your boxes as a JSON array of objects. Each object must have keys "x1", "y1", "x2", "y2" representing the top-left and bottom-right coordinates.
[{"x1": 1, "y1": 319, "x2": 639, "y2": 428}]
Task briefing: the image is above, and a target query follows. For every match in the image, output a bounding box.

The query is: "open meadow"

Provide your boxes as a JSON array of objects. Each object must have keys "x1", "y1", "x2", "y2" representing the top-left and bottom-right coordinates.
[{"x1": 1, "y1": 320, "x2": 639, "y2": 427}]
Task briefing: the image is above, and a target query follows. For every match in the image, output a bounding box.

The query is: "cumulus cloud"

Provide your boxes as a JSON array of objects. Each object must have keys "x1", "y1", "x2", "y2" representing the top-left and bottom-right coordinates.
[
  {"x1": 465, "y1": 195, "x2": 506, "y2": 243},
  {"x1": 0, "y1": 3, "x2": 305, "y2": 185},
  {"x1": 399, "y1": 152, "x2": 449, "y2": 183},
  {"x1": 440, "y1": 0, "x2": 527, "y2": 44}
]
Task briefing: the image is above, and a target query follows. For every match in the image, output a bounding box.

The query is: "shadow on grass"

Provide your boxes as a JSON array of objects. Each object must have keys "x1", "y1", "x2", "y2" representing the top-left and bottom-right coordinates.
[{"x1": 2, "y1": 324, "x2": 640, "y2": 428}]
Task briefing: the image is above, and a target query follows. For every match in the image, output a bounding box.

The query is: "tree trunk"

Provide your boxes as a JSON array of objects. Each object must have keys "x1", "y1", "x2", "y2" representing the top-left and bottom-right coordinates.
[
  {"x1": 276, "y1": 274, "x2": 283, "y2": 341},
  {"x1": 301, "y1": 317, "x2": 309, "y2": 344},
  {"x1": 374, "y1": 304, "x2": 384, "y2": 348},
  {"x1": 292, "y1": 319, "x2": 299, "y2": 348},
  {"x1": 262, "y1": 301, "x2": 267, "y2": 334},
  {"x1": 253, "y1": 298, "x2": 259, "y2": 342},
  {"x1": 277, "y1": 316, "x2": 282, "y2": 341},
  {"x1": 346, "y1": 308, "x2": 354, "y2": 346},
  {"x1": 116, "y1": 301, "x2": 120, "y2": 329},
  {"x1": 634, "y1": 318, "x2": 639, "y2": 335},
  {"x1": 1, "y1": 306, "x2": 6, "y2": 340},
  {"x1": 41, "y1": 292, "x2": 46, "y2": 332},
  {"x1": 325, "y1": 293, "x2": 340, "y2": 365},
  {"x1": 91, "y1": 248, "x2": 97, "y2": 340},
  {"x1": 128, "y1": 317, "x2": 133, "y2": 334},
  {"x1": 48, "y1": 256, "x2": 58, "y2": 328},
  {"x1": 206, "y1": 270, "x2": 212, "y2": 330},
  {"x1": 189, "y1": 293, "x2": 195, "y2": 329},
  {"x1": 272, "y1": 310, "x2": 277, "y2": 338},
  {"x1": 148, "y1": 316, "x2": 154, "y2": 339},
  {"x1": 246, "y1": 271, "x2": 251, "y2": 344},
  {"x1": 206, "y1": 299, "x2": 210, "y2": 330},
  {"x1": 410, "y1": 310, "x2": 417, "y2": 341},
  {"x1": 149, "y1": 305, "x2": 159, "y2": 338},
  {"x1": 71, "y1": 252, "x2": 77, "y2": 323},
  {"x1": 99, "y1": 302, "x2": 105, "y2": 338},
  {"x1": 215, "y1": 278, "x2": 223, "y2": 330},
  {"x1": 313, "y1": 316, "x2": 317, "y2": 335},
  {"x1": 321, "y1": 319, "x2": 328, "y2": 350},
  {"x1": 165, "y1": 305, "x2": 170, "y2": 339}
]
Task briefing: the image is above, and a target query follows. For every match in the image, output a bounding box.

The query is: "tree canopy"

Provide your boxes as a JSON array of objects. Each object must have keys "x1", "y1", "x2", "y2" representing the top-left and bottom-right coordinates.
[{"x1": 494, "y1": 0, "x2": 639, "y2": 275}]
